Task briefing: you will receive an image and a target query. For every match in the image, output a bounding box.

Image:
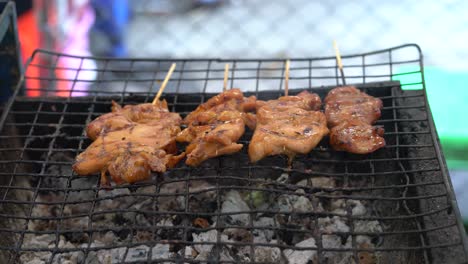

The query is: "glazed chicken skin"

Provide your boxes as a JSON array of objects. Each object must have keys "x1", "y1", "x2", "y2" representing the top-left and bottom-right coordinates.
[
  {"x1": 324, "y1": 86, "x2": 383, "y2": 127},
  {"x1": 177, "y1": 89, "x2": 257, "y2": 166},
  {"x1": 330, "y1": 120, "x2": 386, "y2": 154},
  {"x1": 177, "y1": 114, "x2": 245, "y2": 166},
  {"x1": 324, "y1": 86, "x2": 386, "y2": 154},
  {"x1": 86, "y1": 101, "x2": 180, "y2": 140},
  {"x1": 249, "y1": 91, "x2": 328, "y2": 163},
  {"x1": 183, "y1": 88, "x2": 257, "y2": 129},
  {"x1": 73, "y1": 101, "x2": 184, "y2": 185}
]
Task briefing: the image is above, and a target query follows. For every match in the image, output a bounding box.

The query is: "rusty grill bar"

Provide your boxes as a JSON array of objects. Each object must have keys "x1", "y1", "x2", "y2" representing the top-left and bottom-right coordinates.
[{"x1": 0, "y1": 44, "x2": 466, "y2": 263}]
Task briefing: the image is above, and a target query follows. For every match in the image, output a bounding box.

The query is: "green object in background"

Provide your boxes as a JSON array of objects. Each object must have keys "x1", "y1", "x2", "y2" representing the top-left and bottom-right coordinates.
[{"x1": 393, "y1": 66, "x2": 468, "y2": 168}]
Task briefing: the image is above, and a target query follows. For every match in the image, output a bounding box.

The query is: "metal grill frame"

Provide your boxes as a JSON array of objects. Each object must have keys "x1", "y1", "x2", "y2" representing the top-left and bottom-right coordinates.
[{"x1": 0, "y1": 44, "x2": 467, "y2": 263}]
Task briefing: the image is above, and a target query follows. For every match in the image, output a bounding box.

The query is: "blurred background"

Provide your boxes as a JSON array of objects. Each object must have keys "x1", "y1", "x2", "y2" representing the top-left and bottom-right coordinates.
[{"x1": 10, "y1": 0, "x2": 468, "y2": 226}]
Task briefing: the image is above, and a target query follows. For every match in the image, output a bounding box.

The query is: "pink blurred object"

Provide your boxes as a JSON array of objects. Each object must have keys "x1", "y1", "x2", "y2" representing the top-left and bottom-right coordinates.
[
  {"x1": 56, "y1": 4, "x2": 97, "y2": 97},
  {"x1": 35, "y1": 0, "x2": 97, "y2": 97}
]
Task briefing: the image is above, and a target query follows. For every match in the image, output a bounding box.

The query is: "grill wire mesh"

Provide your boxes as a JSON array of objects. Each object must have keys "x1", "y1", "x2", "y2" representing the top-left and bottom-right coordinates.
[{"x1": 0, "y1": 44, "x2": 467, "y2": 263}]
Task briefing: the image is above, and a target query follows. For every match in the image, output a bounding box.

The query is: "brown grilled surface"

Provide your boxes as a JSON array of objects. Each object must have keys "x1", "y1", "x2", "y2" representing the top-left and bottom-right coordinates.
[{"x1": 0, "y1": 47, "x2": 466, "y2": 263}]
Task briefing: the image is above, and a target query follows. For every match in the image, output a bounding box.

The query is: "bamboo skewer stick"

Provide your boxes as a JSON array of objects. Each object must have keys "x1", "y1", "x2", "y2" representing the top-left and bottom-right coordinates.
[
  {"x1": 223, "y1": 64, "x2": 229, "y2": 92},
  {"x1": 333, "y1": 40, "x2": 346, "y2": 86},
  {"x1": 152, "y1": 63, "x2": 176, "y2": 105},
  {"x1": 284, "y1": 59, "x2": 290, "y2": 96}
]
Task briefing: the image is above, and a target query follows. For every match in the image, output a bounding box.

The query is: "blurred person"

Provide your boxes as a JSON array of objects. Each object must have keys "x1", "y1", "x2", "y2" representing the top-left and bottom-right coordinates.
[{"x1": 90, "y1": 0, "x2": 129, "y2": 57}]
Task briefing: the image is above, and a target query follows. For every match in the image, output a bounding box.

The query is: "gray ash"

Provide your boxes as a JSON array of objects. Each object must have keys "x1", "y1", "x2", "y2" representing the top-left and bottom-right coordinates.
[{"x1": 19, "y1": 152, "x2": 389, "y2": 264}]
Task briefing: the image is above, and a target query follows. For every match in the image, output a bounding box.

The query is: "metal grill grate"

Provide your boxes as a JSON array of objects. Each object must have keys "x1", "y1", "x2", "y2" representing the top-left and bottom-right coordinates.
[{"x1": 0, "y1": 44, "x2": 467, "y2": 263}]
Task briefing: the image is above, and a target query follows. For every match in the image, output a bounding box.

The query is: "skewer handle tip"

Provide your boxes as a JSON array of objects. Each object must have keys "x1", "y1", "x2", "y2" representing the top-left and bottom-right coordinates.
[
  {"x1": 284, "y1": 59, "x2": 290, "y2": 96},
  {"x1": 223, "y1": 64, "x2": 229, "y2": 92},
  {"x1": 153, "y1": 63, "x2": 176, "y2": 105},
  {"x1": 333, "y1": 40, "x2": 346, "y2": 86}
]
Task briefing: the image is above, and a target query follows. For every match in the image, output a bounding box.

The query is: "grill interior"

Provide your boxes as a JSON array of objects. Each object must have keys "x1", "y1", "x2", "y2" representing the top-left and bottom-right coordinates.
[{"x1": 0, "y1": 45, "x2": 467, "y2": 263}]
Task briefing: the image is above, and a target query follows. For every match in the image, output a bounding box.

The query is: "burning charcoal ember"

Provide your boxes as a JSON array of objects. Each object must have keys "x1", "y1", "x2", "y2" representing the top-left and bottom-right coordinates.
[
  {"x1": 358, "y1": 242, "x2": 378, "y2": 264},
  {"x1": 283, "y1": 237, "x2": 318, "y2": 264},
  {"x1": 193, "y1": 217, "x2": 210, "y2": 228},
  {"x1": 221, "y1": 191, "x2": 250, "y2": 225},
  {"x1": 253, "y1": 217, "x2": 276, "y2": 241}
]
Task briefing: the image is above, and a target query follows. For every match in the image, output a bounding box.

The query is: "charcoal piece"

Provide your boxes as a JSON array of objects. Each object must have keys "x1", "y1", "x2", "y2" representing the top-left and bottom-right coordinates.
[
  {"x1": 221, "y1": 190, "x2": 250, "y2": 225},
  {"x1": 283, "y1": 237, "x2": 318, "y2": 264}
]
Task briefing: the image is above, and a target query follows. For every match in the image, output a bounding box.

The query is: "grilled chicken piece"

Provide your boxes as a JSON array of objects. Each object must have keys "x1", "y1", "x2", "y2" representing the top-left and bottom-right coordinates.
[
  {"x1": 249, "y1": 91, "x2": 328, "y2": 163},
  {"x1": 177, "y1": 89, "x2": 258, "y2": 166},
  {"x1": 329, "y1": 120, "x2": 385, "y2": 154},
  {"x1": 325, "y1": 86, "x2": 385, "y2": 154},
  {"x1": 184, "y1": 88, "x2": 257, "y2": 129},
  {"x1": 256, "y1": 90, "x2": 322, "y2": 112},
  {"x1": 86, "y1": 101, "x2": 180, "y2": 140},
  {"x1": 324, "y1": 86, "x2": 383, "y2": 127},
  {"x1": 73, "y1": 101, "x2": 184, "y2": 185},
  {"x1": 177, "y1": 115, "x2": 245, "y2": 166}
]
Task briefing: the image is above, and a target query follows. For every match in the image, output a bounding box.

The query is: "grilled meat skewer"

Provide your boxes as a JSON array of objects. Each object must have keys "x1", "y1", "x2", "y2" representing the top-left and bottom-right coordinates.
[
  {"x1": 73, "y1": 101, "x2": 184, "y2": 185},
  {"x1": 249, "y1": 91, "x2": 329, "y2": 163},
  {"x1": 177, "y1": 88, "x2": 258, "y2": 166},
  {"x1": 324, "y1": 86, "x2": 386, "y2": 154}
]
